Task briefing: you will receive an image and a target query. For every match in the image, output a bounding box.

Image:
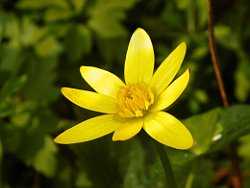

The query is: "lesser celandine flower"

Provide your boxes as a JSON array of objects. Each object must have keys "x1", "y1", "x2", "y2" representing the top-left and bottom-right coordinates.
[{"x1": 54, "y1": 28, "x2": 193, "y2": 149}]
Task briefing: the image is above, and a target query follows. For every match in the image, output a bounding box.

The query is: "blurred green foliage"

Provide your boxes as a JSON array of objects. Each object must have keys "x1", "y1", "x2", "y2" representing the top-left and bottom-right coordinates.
[{"x1": 0, "y1": 0, "x2": 250, "y2": 187}]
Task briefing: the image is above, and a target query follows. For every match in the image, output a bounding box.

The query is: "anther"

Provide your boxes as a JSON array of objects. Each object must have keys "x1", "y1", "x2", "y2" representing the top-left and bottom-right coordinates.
[{"x1": 116, "y1": 83, "x2": 154, "y2": 118}]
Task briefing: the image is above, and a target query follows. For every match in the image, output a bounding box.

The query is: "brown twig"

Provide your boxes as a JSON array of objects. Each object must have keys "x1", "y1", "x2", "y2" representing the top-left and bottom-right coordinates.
[
  {"x1": 207, "y1": 0, "x2": 242, "y2": 187},
  {"x1": 207, "y1": 0, "x2": 228, "y2": 108}
]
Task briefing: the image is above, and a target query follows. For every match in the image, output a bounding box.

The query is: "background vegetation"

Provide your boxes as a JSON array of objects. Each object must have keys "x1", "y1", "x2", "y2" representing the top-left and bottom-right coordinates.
[{"x1": 0, "y1": 0, "x2": 250, "y2": 187}]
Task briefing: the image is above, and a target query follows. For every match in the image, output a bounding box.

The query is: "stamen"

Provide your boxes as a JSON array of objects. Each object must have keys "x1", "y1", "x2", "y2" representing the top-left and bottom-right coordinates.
[{"x1": 116, "y1": 83, "x2": 154, "y2": 118}]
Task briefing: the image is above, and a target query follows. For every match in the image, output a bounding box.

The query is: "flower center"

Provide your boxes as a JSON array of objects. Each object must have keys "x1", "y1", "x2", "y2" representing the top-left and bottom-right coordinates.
[{"x1": 116, "y1": 82, "x2": 154, "y2": 118}]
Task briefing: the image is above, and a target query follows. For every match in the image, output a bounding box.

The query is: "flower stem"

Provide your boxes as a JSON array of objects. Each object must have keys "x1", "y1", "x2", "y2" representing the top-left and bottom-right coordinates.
[{"x1": 154, "y1": 141, "x2": 177, "y2": 188}]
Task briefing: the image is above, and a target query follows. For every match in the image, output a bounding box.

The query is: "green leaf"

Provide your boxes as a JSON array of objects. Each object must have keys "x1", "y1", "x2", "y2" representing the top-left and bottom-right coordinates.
[
  {"x1": 17, "y1": 0, "x2": 68, "y2": 10},
  {"x1": 183, "y1": 105, "x2": 250, "y2": 154},
  {"x1": 0, "y1": 75, "x2": 27, "y2": 104},
  {"x1": 19, "y1": 17, "x2": 39, "y2": 46},
  {"x1": 185, "y1": 107, "x2": 222, "y2": 155},
  {"x1": 34, "y1": 36, "x2": 62, "y2": 57},
  {"x1": 88, "y1": 17, "x2": 127, "y2": 38},
  {"x1": 0, "y1": 101, "x2": 59, "y2": 177},
  {"x1": 1, "y1": 14, "x2": 45, "y2": 48},
  {"x1": 64, "y1": 24, "x2": 92, "y2": 62},
  {"x1": 44, "y1": 7, "x2": 73, "y2": 22},
  {"x1": 238, "y1": 135, "x2": 250, "y2": 187},
  {"x1": 235, "y1": 61, "x2": 250, "y2": 102},
  {"x1": 28, "y1": 136, "x2": 58, "y2": 177},
  {"x1": 209, "y1": 105, "x2": 250, "y2": 152},
  {"x1": 214, "y1": 25, "x2": 240, "y2": 50},
  {"x1": 239, "y1": 135, "x2": 250, "y2": 160},
  {"x1": 3, "y1": 14, "x2": 20, "y2": 47},
  {"x1": 0, "y1": 46, "x2": 23, "y2": 73},
  {"x1": 87, "y1": 0, "x2": 137, "y2": 38},
  {"x1": 70, "y1": 0, "x2": 86, "y2": 13},
  {"x1": 75, "y1": 169, "x2": 92, "y2": 187},
  {"x1": 21, "y1": 57, "x2": 59, "y2": 101}
]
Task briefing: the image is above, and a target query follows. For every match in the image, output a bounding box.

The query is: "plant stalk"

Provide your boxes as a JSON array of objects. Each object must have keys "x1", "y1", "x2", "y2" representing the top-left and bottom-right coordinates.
[{"x1": 154, "y1": 141, "x2": 177, "y2": 188}]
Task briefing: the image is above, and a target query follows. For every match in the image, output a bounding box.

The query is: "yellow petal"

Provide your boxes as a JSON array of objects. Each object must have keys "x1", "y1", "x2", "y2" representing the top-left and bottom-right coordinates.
[
  {"x1": 143, "y1": 111, "x2": 193, "y2": 149},
  {"x1": 150, "y1": 69, "x2": 190, "y2": 111},
  {"x1": 80, "y1": 66, "x2": 125, "y2": 98},
  {"x1": 112, "y1": 118, "x2": 143, "y2": 141},
  {"x1": 61, "y1": 87, "x2": 117, "y2": 114},
  {"x1": 54, "y1": 115, "x2": 119, "y2": 144},
  {"x1": 124, "y1": 28, "x2": 154, "y2": 84},
  {"x1": 149, "y1": 42, "x2": 186, "y2": 96}
]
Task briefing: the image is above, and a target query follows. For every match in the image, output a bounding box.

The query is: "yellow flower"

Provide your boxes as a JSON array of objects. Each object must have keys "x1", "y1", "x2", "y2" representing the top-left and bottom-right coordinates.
[{"x1": 54, "y1": 28, "x2": 193, "y2": 149}]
